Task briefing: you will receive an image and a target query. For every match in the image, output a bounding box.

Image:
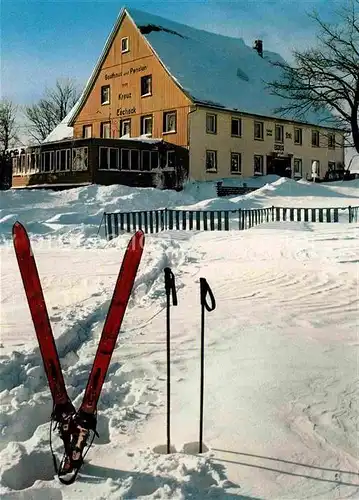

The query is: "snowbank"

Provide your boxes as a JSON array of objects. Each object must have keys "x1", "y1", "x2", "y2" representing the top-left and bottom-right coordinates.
[{"x1": 1, "y1": 177, "x2": 358, "y2": 243}]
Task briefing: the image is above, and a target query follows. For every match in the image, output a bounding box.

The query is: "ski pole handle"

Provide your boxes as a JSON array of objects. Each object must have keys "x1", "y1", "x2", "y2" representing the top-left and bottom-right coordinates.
[
  {"x1": 200, "y1": 278, "x2": 216, "y2": 312},
  {"x1": 164, "y1": 267, "x2": 178, "y2": 306}
]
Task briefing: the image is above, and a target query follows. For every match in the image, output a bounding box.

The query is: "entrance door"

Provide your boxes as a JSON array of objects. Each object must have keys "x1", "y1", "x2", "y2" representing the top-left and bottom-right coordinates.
[{"x1": 266, "y1": 155, "x2": 291, "y2": 178}]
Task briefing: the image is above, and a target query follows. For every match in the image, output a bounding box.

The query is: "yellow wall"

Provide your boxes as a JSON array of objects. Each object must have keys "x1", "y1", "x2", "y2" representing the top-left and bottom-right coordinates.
[
  {"x1": 189, "y1": 107, "x2": 344, "y2": 181},
  {"x1": 73, "y1": 14, "x2": 191, "y2": 147}
]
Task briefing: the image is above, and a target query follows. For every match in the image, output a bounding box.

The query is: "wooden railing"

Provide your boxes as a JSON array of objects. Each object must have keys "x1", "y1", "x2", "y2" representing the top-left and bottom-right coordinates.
[{"x1": 102, "y1": 205, "x2": 358, "y2": 240}]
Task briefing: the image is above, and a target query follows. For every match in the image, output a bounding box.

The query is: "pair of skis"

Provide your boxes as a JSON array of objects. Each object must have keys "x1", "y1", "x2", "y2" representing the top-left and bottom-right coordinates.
[{"x1": 12, "y1": 222, "x2": 145, "y2": 484}]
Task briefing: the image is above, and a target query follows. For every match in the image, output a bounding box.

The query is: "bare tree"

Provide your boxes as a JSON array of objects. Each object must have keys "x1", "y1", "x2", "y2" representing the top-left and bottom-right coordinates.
[
  {"x1": 0, "y1": 99, "x2": 19, "y2": 152},
  {"x1": 267, "y1": 0, "x2": 359, "y2": 153},
  {"x1": 25, "y1": 78, "x2": 81, "y2": 143}
]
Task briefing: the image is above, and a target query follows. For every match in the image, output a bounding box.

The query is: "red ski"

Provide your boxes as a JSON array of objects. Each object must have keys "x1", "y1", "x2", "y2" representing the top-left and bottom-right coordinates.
[
  {"x1": 12, "y1": 221, "x2": 145, "y2": 483},
  {"x1": 12, "y1": 222, "x2": 74, "y2": 417},
  {"x1": 67, "y1": 229, "x2": 145, "y2": 477}
]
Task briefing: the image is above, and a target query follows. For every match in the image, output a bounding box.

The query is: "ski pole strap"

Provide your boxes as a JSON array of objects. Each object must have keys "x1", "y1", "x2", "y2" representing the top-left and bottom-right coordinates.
[
  {"x1": 164, "y1": 267, "x2": 178, "y2": 306},
  {"x1": 200, "y1": 278, "x2": 216, "y2": 312}
]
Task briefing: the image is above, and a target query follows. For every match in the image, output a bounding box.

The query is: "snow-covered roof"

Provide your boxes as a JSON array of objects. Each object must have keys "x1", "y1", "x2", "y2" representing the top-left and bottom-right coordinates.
[
  {"x1": 42, "y1": 102, "x2": 80, "y2": 143},
  {"x1": 48, "y1": 6, "x2": 338, "y2": 143},
  {"x1": 128, "y1": 8, "x2": 334, "y2": 125}
]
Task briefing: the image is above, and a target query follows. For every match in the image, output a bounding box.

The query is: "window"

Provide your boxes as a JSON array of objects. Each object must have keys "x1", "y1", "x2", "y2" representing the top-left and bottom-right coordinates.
[
  {"x1": 83, "y1": 125, "x2": 92, "y2": 138},
  {"x1": 142, "y1": 150, "x2": 150, "y2": 171},
  {"x1": 293, "y1": 158, "x2": 302, "y2": 177},
  {"x1": 121, "y1": 149, "x2": 130, "y2": 170},
  {"x1": 231, "y1": 152, "x2": 242, "y2": 174},
  {"x1": 275, "y1": 124, "x2": 284, "y2": 143},
  {"x1": 99, "y1": 147, "x2": 119, "y2": 170},
  {"x1": 101, "y1": 85, "x2": 110, "y2": 105},
  {"x1": 141, "y1": 115, "x2": 153, "y2": 136},
  {"x1": 166, "y1": 150, "x2": 175, "y2": 169},
  {"x1": 328, "y1": 161, "x2": 336, "y2": 171},
  {"x1": 130, "y1": 149, "x2": 139, "y2": 170},
  {"x1": 205, "y1": 150, "x2": 217, "y2": 172},
  {"x1": 72, "y1": 147, "x2": 88, "y2": 171},
  {"x1": 12, "y1": 156, "x2": 19, "y2": 175},
  {"x1": 56, "y1": 149, "x2": 71, "y2": 171},
  {"x1": 206, "y1": 114, "x2": 217, "y2": 134},
  {"x1": 120, "y1": 119, "x2": 131, "y2": 138},
  {"x1": 294, "y1": 127, "x2": 302, "y2": 145},
  {"x1": 151, "y1": 151, "x2": 159, "y2": 169},
  {"x1": 141, "y1": 75, "x2": 152, "y2": 96},
  {"x1": 254, "y1": 121, "x2": 264, "y2": 140},
  {"x1": 121, "y1": 37, "x2": 129, "y2": 53},
  {"x1": 41, "y1": 151, "x2": 53, "y2": 172},
  {"x1": 101, "y1": 122, "x2": 111, "y2": 139},
  {"x1": 20, "y1": 154, "x2": 26, "y2": 174},
  {"x1": 312, "y1": 130, "x2": 320, "y2": 147},
  {"x1": 231, "y1": 117, "x2": 242, "y2": 137},
  {"x1": 254, "y1": 155, "x2": 264, "y2": 175},
  {"x1": 29, "y1": 153, "x2": 38, "y2": 173},
  {"x1": 100, "y1": 147, "x2": 109, "y2": 170},
  {"x1": 120, "y1": 149, "x2": 140, "y2": 170},
  {"x1": 328, "y1": 132, "x2": 335, "y2": 149},
  {"x1": 163, "y1": 111, "x2": 177, "y2": 133}
]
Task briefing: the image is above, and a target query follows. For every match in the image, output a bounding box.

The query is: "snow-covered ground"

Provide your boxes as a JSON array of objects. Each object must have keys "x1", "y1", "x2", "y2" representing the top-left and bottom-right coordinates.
[{"x1": 0, "y1": 178, "x2": 358, "y2": 499}]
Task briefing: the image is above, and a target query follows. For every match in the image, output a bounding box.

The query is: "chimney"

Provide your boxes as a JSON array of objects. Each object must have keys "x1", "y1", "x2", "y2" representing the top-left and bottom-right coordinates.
[{"x1": 253, "y1": 39, "x2": 263, "y2": 57}]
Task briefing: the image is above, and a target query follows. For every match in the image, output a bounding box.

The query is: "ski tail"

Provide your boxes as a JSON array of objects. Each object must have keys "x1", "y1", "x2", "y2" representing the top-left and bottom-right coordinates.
[
  {"x1": 79, "y1": 230, "x2": 145, "y2": 416},
  {"x1": 12, "y1": 221, "x2": 72, "y2": 411}
]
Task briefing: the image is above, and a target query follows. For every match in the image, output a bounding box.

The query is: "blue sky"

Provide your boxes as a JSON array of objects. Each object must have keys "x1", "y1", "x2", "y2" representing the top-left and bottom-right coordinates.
[{"x1": 1, "y1": 0, "x2": 343, "y2": 105}]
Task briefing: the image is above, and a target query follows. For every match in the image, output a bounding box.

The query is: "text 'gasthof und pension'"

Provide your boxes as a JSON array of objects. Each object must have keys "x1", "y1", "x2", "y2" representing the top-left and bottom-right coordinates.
[{"x1": 105, "y1": 65, "x2": 148, "y2": 80}]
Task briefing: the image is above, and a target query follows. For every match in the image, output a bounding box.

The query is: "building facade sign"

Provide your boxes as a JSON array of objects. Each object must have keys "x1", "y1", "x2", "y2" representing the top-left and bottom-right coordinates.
[
  {"x1": 105, "y1": 64, "x2": 147, "y2": 80},
  {"x1": 116, "y1": 107, "x2": 136, "y2": 116}
]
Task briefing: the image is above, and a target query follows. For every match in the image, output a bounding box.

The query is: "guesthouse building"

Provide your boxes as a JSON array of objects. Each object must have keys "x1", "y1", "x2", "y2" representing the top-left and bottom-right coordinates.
[{"x1": 12, "y1": 7, "x2": 345, "y2": 189}]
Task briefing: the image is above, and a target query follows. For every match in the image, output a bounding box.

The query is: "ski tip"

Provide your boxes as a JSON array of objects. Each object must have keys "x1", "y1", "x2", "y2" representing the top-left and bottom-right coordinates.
[
  {"x1": 12, "y1": 221, "x2": 26, "y2": 238},
  {"x1": 134, "y1": 230, "x2": 145, "y2": 247}
]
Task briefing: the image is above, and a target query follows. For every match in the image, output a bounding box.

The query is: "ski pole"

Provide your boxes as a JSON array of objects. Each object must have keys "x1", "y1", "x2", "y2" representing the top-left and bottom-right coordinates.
[
  {"x1": 164, "y1": 267, "x2": 178, "y2": 454},
  {"x1": 199, "y1": 278, "x2": 216, "y2": 453}
]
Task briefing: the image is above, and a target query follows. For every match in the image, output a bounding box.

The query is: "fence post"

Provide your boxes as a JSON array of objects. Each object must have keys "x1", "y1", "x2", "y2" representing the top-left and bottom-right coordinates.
[
  {"x1": 217, "y1": 211, "x2": 222, "y2": 231},
  {"x1": 189, "y1": 211, "x2": 194, "y2": 230},
  {"x1": 143, "y1": 211, "x2": 148, "y2": 233},
  {"x1": 334, "y1": 208, "x2": 339, "y2": 222},
  {"x1": 196, "y1": 211, "x2": 201, "y2": 230},
  {"x1": 203, "y1": 211, "x2": 208, "y2": 231},
  {"x1": 349, "y1": 206, "x2": 352, "y2": 223},
  {"x1": 104, "y1": 212, "x2": 108, "y2": 240},
  {"x1": 326, "y1": 208, "x2": 331, "y2": 223},
  {"x1": 107, "y1": 214, "x2": 113, "y2": 241},
  {"x1": 119, "y1": 213, "x2": 125, "y2": 232},
  {"x1": 168, "y1": 209, "x2": 174, "y2": 230},
  {"x1": 271, "y1": 206, "x2": 275, "y2": 222},
  {"x1": 224, "y1": 211, "x2": 229, "y2": 230},
  {"x1": 182, "y1": 210, "x2": 187, "y2": 230},
  {"x1": 113, "y1": 213, "x2": 119, "y2": 237},
  {"x1": 155, "y1": 211, "x2": 159, "y2": 232},
  {"x1": 210, "y1": 211, "x2": 215, "y2": 231},
  {"x1": 132, "y1": 212, "x2": 137, "y2": 231}
]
